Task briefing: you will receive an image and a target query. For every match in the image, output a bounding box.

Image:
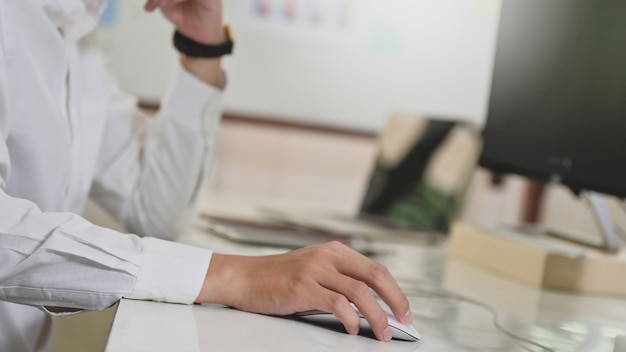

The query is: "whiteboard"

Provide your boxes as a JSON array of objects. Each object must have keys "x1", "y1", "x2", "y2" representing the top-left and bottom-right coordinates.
[{"x1": 98, "y1": 0, "x2": 501, "y2": 131}]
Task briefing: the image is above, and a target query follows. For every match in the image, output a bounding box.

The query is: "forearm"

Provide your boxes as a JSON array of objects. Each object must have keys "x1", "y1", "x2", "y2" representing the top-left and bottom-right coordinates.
[
  {"x1": 0, "y1": 192, "x2": 210, "y2": 312},
  {"x1": 180, "y1": 55, "x2": 225, "y2": 89},
  {"x1": 91, "y1": 62, "x2": 223, "y2": 240},
  {"x1": 178, "y1": 22, "x2": 228, "y2": 88}
]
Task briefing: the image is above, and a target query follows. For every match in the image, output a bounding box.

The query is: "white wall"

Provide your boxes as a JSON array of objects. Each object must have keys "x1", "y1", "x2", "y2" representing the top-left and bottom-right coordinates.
[{"x1": 97, "y1": 0, "x2": 501, "y2": 131}]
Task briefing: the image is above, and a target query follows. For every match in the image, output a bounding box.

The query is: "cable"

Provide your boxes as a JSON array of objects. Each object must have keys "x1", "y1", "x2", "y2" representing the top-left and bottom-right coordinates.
[{"x1": 390, "y1": 283, "x2": 556, "y2": 352}]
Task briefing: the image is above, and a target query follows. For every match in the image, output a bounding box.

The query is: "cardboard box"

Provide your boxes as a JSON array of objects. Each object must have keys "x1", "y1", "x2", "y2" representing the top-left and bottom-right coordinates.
[{"x1": 447, "y1": 222, "x2": 626, "y2": 297}]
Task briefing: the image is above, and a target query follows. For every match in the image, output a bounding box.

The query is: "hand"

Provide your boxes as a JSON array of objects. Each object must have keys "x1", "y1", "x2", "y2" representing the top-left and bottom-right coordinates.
[
  {"x1": 143, "y1": 0, "x2": 226, "y2": 87},
  {"x1": 196, "y1": 241, "x2": 413, "y2": 342},
  {"x1": 144, "y1": 0, "x2": 225, "y2": 45}
]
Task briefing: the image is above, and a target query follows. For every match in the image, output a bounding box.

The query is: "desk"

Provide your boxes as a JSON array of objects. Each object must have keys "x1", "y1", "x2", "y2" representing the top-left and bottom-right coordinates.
[{"x1": 106, "y1": 219, "x2": 626, "y2": 351}]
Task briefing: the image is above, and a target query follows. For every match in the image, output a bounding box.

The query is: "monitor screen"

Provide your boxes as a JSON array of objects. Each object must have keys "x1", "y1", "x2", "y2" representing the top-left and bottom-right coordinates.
[{"x1": 479, "y1": 0, "x2": 626, "y2": 198}]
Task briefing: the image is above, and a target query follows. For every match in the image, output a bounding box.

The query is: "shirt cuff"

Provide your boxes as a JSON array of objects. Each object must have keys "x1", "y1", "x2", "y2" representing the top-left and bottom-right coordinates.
[
  {"x1": 127, "y1": 237, "x2": 212, "y2": 304},
  {"x1": 159, "y1": 62, "x2": 223, "y2": 129}
]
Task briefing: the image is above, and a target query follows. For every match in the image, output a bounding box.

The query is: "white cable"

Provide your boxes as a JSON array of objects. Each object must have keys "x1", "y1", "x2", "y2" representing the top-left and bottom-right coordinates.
[{"x1": 390, "y1": 283, "x2": 556, "y2": 352}]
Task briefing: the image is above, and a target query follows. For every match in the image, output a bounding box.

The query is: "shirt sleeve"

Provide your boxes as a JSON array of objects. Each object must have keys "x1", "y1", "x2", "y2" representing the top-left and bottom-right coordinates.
[
  {"x1": 90, "y1": 62, "x2": 223, "y2": 241},
  {"x1": 0, "y1": 192, "x2": 212, "y2": 311}
]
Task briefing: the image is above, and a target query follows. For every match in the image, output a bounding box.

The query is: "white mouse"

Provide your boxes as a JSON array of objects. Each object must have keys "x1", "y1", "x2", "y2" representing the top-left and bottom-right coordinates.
[{"x1": 296, "y1": 304, "x2": 421, "y2": 341}]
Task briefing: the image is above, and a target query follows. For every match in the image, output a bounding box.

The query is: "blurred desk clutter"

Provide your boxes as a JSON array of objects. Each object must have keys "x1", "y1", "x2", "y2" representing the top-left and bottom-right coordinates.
[
  {"x1": 448, "y1": 222, "x2": 626, "y2": 297},
  {"x1": 193, "y1": 114, "x2": 481, "y2": 253}
]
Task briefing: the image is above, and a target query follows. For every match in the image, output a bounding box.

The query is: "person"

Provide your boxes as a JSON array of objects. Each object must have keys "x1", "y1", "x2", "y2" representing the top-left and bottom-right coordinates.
[{"x1": 0, "y1": 0, "x2": 413, "y2": 350}]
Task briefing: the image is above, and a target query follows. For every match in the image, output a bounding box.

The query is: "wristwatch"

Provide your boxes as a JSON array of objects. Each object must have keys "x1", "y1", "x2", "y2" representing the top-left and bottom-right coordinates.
[{"x1": 173, "y1": 25, "x2": 234, "y2": 58}]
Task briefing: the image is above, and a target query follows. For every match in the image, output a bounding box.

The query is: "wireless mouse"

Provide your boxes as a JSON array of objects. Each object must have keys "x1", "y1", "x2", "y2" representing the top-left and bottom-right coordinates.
[{"x1": 296, "y1": 305, "x2": 421, "y2": 341}]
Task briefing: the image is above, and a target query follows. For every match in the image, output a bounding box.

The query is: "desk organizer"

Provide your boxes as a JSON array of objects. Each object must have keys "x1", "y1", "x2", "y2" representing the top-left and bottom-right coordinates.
[{"x1": 447, "y1": 222, "x2": 626, "y2": 297}]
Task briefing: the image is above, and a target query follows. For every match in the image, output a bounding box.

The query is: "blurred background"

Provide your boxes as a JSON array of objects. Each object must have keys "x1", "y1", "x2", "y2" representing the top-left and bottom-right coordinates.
[{"x1": 97, "y1": 0, "x2": 499, "y2": 130}]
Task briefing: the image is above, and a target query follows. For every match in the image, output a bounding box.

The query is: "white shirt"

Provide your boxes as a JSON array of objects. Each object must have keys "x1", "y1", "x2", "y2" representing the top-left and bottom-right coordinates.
[{"x1": 0, "y1": 0, "x2": 222, "y2": 350}]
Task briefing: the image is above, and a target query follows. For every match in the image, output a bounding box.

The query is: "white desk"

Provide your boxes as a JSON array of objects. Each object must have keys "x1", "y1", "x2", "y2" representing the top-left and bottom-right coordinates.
[{"x1": 106, "y1": 219, "x2": 626, "y2": 352}]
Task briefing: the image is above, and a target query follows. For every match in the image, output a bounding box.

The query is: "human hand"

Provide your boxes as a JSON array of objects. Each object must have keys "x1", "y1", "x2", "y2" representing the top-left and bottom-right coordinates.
[
  {"x1": 143, "y1": 0, "x2": 224, "y2": 45},
  {"x1": 196, "y1": 241, "x2": 413, "y2": 342}
]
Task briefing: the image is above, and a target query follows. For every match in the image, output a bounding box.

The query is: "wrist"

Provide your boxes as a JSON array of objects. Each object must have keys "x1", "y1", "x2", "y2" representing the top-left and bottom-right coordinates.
[
  {"x1": 193, "y1": 27, "x2": 227, "y2": 46},
  {"x1": 196, "y1": 254, "x2": 244, "y2": 306},
  {"x1": 174, "y1": 25, "x2": 233, "y2": 88},
  {"x1": 174, "y1": 26, "x2": 234, "y2": 59}
]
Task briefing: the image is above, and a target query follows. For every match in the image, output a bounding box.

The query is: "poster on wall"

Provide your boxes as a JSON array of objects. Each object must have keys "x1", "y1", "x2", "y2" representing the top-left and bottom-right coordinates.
[
  {"x1": 238, "y1": 0, "x2": 411, "y2": 54},
  {"x1": 245, "y1": 0, "x2": 353, "y2": 36}
]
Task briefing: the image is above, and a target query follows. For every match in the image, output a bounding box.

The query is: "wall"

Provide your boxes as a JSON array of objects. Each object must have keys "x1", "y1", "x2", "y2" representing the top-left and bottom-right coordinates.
[
  {"x1": 198, "y1": 117, "x2": 379, "y2": 216},
  {"x1": 97, "y1": 0, "x2": 501, "y2": 131}
]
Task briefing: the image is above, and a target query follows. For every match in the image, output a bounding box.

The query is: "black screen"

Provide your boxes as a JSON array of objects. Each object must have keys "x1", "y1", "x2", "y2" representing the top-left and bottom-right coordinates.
[{"x1": 480, "y1": 0, "x2": 626, "y2": 197}]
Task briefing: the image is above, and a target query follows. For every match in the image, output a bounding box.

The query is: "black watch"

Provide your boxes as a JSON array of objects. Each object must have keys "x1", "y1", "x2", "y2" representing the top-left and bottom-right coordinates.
[{"x1": 173, "y1": 25, "x2": 234, "y2": 58}]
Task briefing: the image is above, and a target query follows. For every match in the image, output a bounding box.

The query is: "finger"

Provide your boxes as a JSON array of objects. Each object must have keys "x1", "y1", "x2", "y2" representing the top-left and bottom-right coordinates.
[
  {"x1": 362, "y1": 262, "x2": 413, "y2": 325},
  {"x1": 319, "y1": 270, "x2": 391, "y2": 341},
  {"x1": 329, "y1": 244, "x2": 413, "y2": 325},
  {"x1": 158, "y1": 0, "x2": 193, "y2": 6},
  {"x1": 313, "y1": 288, "x2": 361, "y2": 336},
  {"x1": 144, "y1": 0, "x2": 164, "y2": 11}
]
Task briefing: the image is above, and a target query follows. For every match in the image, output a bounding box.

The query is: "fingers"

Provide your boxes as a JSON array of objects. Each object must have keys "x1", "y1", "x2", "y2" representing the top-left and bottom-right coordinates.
[
  {"x1": 356, "y1": 261, "x2": 413, "y2": 326},
  {"x1": 143, "y1": 0, "x2": 161, "y2": 12},
  {"x1": 325, "y1": 242, "x2": 413, "y2": 326},
  {"x1": 313, "y1": 289, "x2": 362, "y2": 336},
  {"x1": 144, "y1": 0, "x2": 189, "y2": 11},
  {"x1": 319, "y1": 271, "x2": 392, "y2": 341}
]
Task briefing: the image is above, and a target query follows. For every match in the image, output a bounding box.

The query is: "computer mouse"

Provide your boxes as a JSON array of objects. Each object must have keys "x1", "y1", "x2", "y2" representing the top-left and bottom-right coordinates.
[{"x1": 295, "y1": 305, "x2": 421, "y2": 341}]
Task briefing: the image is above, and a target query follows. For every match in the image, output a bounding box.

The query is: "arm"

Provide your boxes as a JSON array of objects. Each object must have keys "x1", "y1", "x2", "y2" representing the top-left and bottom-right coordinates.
[
  {"x1": 0, "y1": 1, "x2": 413, "y2": 341},
  {"x1": 90, "y1": 0, "x2": 227, "y2": 241},
  {"x1": 0, "y1": 101, "x2": 212, "y2": 313},
  {"x1": 0, "y1": 195, "x2": 212, "y2": 312},
  {"x1": 0, "y1": 0, "x2": 214, "y2": 313},
  {"x1": 142, "y1": 0, "x2": 414, "y2": 341},
  {"x1": 89, "y1": 65, "x2": 222, "y2": 240}
]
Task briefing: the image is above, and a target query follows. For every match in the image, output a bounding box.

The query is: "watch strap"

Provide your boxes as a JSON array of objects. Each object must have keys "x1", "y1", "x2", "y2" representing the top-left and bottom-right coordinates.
[{"x1": 173, "y1": 27, "x2": 234, "y2": 58}]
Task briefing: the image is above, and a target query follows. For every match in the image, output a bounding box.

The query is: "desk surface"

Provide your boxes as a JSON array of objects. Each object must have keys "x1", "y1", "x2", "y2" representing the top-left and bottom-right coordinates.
[{"x1": 106, "y1": 218, "x2": 626, "y2": 352}]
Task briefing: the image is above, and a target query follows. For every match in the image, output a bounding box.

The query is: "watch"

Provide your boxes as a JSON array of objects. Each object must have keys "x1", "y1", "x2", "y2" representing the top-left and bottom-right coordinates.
[{"x1": 173, "y1": 25, "x2": 234, "y2": 58}]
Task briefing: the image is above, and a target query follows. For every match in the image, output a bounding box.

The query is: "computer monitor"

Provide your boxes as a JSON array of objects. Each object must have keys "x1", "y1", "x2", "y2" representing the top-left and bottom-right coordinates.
[{"x1": 479, "y1": 0, "x2": 626, "y2": 250}]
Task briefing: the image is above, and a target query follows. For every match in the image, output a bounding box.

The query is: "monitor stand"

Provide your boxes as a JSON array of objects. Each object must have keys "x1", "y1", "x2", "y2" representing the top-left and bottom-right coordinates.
[
  {"x1": 520, "y1": 191, "x2": 623, "y2": 253},
  {"x1": 584, "y1": 192, "x2": 623, "y2": 252}
]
